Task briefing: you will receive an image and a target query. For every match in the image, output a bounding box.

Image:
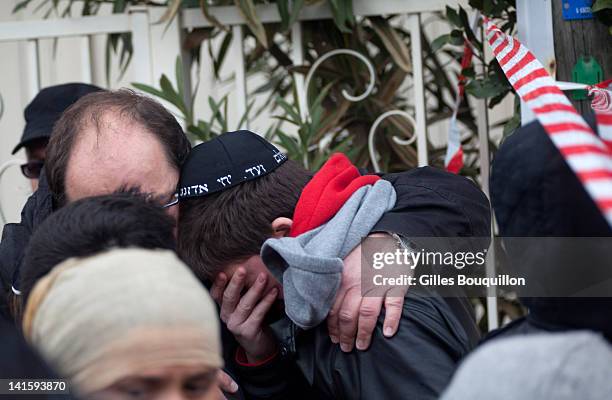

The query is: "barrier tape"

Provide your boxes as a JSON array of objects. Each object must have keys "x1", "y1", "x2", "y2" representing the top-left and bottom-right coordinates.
[
  {"x1": 444, "y1": 39, "x2": 473, "y2": 174},
  {"x1": 484, "y1": 18, "x2": 612, "y2": 226}
]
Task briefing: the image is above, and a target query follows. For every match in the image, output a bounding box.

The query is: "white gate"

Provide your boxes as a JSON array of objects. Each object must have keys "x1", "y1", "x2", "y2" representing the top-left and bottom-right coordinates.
[{"x1": 0, "y1": 0, "x2": 499, "y2": 330}]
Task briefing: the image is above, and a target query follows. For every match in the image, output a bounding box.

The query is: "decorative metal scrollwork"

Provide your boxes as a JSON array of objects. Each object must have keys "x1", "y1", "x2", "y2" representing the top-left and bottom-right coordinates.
[{"x1": 368, "y1": 110, "x2": 417, "y2": 173}]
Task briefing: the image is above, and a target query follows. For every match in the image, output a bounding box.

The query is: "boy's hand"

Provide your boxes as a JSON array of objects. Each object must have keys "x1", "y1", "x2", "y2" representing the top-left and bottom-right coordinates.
[
  {"x1": 216, "y1": 370, "x2": 239, "y2": 398},
  {"x1": 211, "y1": 268, "x2": 279, "y2": 363},
  {"x1": 327, "y1": 234, "x2": 407, "y2": 352}
]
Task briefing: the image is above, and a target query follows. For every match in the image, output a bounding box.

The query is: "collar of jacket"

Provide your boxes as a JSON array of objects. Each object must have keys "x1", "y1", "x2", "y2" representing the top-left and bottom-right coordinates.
[
  {"x1": 270, "y1": 315, "x2": 298, "y2": 357},
  {"x1": 10, "y1": 169, "x2": 54, "y2": 292}
]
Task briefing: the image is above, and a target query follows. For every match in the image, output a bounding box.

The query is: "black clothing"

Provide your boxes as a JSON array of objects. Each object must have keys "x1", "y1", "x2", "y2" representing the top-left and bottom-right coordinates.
[
  {"x1": 0, "y1": 321, "x2": 74, "y2": 399},
  {"x1": 241, "y1": 167, "x2": 490, "y2": 399},
  {"x1": 490, "y1": 116, "x2": 612, "y2": 340},
  {"x1": 0, "y1": 173, "x2": 53, "y2": 322}
]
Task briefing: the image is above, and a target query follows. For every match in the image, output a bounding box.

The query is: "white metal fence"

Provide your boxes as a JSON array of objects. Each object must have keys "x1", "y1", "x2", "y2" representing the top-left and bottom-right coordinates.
[{"x1": 0, "y1": 0, "x2": 503, "y2": 329}]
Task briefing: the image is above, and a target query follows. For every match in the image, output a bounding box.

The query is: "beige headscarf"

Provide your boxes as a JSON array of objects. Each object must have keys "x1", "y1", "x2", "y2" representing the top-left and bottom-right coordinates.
[{"x1": 22, "y1": 248, "x2": 223, "y2": 395}]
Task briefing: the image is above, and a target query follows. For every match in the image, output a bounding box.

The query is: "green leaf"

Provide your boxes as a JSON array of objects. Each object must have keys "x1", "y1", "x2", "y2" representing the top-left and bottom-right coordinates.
[
  {"x1": 329, "y1": 0, "x2": 355, "y2": 33},
  {"x1": 213, "y1": 31, "x2": 233, "y2": 79},
  {"x1": 157, "y1": 0, "x2": 182, "y2": 24},
  {"x1": 488, "y1": 88, "x2": 510, "y2": 108},
  {"x1": 199, "y1": 0, "x2": 229, "y2": 32},
  {"x1": 112, "y1": 0, "x2": 127, "y2": 14},
  {"x1": 593, "y1": 0, "x2": 612, "y2": 12},
  {"x1": 276, "y1": 95, "x2": 302, "y2": 125},
  {"x1": 236, "y1": 100, "x2": 255, "y2": 129},
  {"x1": 234, "y1": 0, "x2": 268, "y2": 48},
  {"x1": 175, "y1": 57, "x2": 185, "y2": 101},
  {"x1": 445, "y1": 6, "x2": 462, "y2": 27},
  {"x1": 459, "y1": 6, "x2": 482, "y2": 51},
  {"x1": 277, "y1": 0, "x2": 305, "y2": 31},
  {"x1": 370, "y1": 17, "x2": 411, "y2": 72},
  {"x1": 275, "y1": 131, "x2": 302, "y2": 159},
  {"x1": 132, "y1": 83, "x2": 169, "y2": 102},
  {"x1": 12, "y1": 0, "x2": 33, "y2": 13},
  {"x1": 160, "y1": 74, "x2": 185, "y2": 113},
  {"x1": 431, "y1": 34, "x2": 451, "y2": 52},
  {"x1": 450, "y1": 29, "x2": 465, "y2": 45},
  {"x1": 468, "y1": 0, "x2": 484, "y2": 10},
  {"x1": 465, "y1": 76, "x2": 507, "y2": 99}
]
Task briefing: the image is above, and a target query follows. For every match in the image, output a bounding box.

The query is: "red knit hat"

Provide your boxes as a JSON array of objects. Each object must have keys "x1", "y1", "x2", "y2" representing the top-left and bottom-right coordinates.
[{"x1": 290, "y1": 153, "x2": 380, "y2": 237}]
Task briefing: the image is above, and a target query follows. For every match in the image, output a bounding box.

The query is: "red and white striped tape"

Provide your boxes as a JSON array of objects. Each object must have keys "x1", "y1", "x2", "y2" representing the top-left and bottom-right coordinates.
[
  {"x1": 484, "y1": 18, "x2": 612, "y2": 226},
  {"x1": 444, "y1": 40, "x2": 473, "y2": 173},
  {"x1": 590, "y1": 85, "x2": 612, "y2": 153}
]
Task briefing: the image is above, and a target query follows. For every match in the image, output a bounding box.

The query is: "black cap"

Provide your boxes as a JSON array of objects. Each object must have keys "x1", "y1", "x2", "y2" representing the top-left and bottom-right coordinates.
[
  {"x1": 177, "y1": 130, "x2": 287, "y2": 200},
  {"x1": 12, "y1": 83, "x2": 103, "y2": 154}
]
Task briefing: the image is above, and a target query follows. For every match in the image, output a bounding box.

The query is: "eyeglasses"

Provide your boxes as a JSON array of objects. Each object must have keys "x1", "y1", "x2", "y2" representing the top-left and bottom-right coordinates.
[
  {"x1": 20, "y1": 160, "x2": 44, "y2": 179},
  {"x1": 162, "y1": 193, "x2": 179, "y2": 208}
]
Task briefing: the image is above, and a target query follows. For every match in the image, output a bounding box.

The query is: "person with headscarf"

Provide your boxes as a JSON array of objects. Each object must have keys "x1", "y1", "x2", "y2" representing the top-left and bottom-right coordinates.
[{"x1": 22, "y1": 248, "x2": 223, "y2": 400}]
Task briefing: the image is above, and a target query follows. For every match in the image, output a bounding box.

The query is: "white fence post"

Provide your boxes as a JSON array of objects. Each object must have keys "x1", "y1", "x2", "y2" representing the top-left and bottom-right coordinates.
[
  {"x1": 291, "y1": 21, "x2": 308, "y2": 122},
  {"x1": 407, "y1": 14, "x2": 428, "y2": 166},
  {"x1": 24, "y1": 39, "x2": 40, "y2": 102},
  {"x1": 129, "y1": 6, "x2": 154, "y2": 85},
  {"x1": 231, "y1": 24, "x2": 248, "y2": 129},
  {"x1": 476, "y1": 88, "x2": 498, "y2": 331},
  {"x1": 79, "y1": 36, "x2": 93, "y2": 84},
  {"x1": 515, "y1": 0, "x2": 554, "y2": 126}
]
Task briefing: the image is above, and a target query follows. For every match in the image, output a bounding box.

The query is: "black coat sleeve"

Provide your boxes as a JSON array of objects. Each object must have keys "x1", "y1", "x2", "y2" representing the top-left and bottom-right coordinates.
[
  {"x1": 294, "y1": 291, "x2": 475, "y2": 400},
  {"x1": 373, "y1": 166, "x2": 491, "y2": 238},
  {"x1": 219, "y1": 310, "x2": 313, "y2": 400},
  {"x1": 232, "y1": 349, "x2": 312, "y2": 400}
]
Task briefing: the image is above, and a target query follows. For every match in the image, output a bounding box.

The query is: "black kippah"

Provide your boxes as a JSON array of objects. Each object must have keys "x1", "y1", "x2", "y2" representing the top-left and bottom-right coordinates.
[{"x1": 177, "y1": 130, "x2": 287, "y2": 200}]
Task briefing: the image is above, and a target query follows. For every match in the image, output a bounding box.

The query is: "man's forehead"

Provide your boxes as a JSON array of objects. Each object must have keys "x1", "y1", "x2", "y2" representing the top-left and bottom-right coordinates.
[
  {"x1": 76, "y1": 110, "x2": 144, "y2": 147},
  {"x1": 64, "y1": 114, "x2": 178, "y2": 202}
]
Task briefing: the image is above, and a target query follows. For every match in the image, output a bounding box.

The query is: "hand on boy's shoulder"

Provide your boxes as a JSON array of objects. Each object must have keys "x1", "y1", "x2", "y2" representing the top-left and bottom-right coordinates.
[{"x1": 327, "y1": 233, "x2": 407, "y2": 353}]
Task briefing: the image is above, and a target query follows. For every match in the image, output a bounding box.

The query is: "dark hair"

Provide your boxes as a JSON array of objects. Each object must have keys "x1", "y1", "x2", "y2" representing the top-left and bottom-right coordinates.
[
  {"x1": 45, "y1": 89, "x2": 191, "y2": 206},
  {"x1": 178, "y1": 160, "x2": 312, "y2": 280},
  {"x1": 18, "y1": 192, "x2": 176, "y2": 306}
]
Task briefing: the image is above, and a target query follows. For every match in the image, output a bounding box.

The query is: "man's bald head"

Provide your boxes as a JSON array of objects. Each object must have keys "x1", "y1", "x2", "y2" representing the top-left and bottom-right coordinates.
[{"x1": 45, "y1": 89, "x2": 191, "y2": 208}]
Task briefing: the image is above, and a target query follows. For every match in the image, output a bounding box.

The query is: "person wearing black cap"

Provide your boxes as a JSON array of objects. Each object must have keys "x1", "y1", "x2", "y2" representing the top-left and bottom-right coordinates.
[
  {"x1": 1, "y1": 89, "x2": 250, "y2": 398},
  {"x1": 177, "y1": 130, "x2": 491, "y2": 399},
  {"x1": 485, "y1": 115, "x2": 612, "y2": 342},
  {"x1": 0, "y1": 89, "x2": 191, "y2": 321},
  {"x1": 12, "y1": 83, "x2": 102, "y2": 191}
]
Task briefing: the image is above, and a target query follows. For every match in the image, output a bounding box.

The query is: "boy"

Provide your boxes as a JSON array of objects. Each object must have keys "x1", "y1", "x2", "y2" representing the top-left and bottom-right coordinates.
[{"x1": 178, "y1": 130, "x2": 490, "y2": 399}]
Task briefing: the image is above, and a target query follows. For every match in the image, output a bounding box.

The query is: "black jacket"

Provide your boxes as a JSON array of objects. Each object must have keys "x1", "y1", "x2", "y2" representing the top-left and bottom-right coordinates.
[
  {"x1": 488, "y1": 116, "x2": 612, "y2": 343},
  {"x1": 0, "y1": 173, "x2": 54, "y2": 322},
  {"x1": 0, "y1": 321, "x2": 75, "y2": 399},
  {"x1": 238, "y1": 167, "x2": 490, "y2": 399},
  {"x1": 2, "y1": 166, "x2": 490, "y2": 399}
]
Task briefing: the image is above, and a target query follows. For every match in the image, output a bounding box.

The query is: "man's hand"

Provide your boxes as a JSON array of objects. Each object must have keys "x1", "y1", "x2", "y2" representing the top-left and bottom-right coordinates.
[
  {"x1": 327, "y1": 234, "x2": 407, "y2": 352},
  {"x1": 211, "y1": 268, "x2": 279, "y2": 363}
]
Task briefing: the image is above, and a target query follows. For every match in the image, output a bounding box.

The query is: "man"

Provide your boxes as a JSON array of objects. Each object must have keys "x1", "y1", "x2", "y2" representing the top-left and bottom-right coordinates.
[
  {"x1": 0, "y1": 89, "x2": 190, "y2": 321},
  {"x1": 17, "y1": 192, "x2": 177, "y2": 306},
  {"x1": 177, "y1": 130, "x2": 490, "y2": 399},
  {"x1": 0, "y1": 90, "x2": 399, "y2": 397},
  {"x1": 12, "y1": 83, "x2": 102, "y2": 191}
]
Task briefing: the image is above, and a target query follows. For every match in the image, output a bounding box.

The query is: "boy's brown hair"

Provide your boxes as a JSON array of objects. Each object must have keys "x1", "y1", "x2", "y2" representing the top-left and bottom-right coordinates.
[{"x1": 177, "y1": 160, "x2": 312, "y2": 280}]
